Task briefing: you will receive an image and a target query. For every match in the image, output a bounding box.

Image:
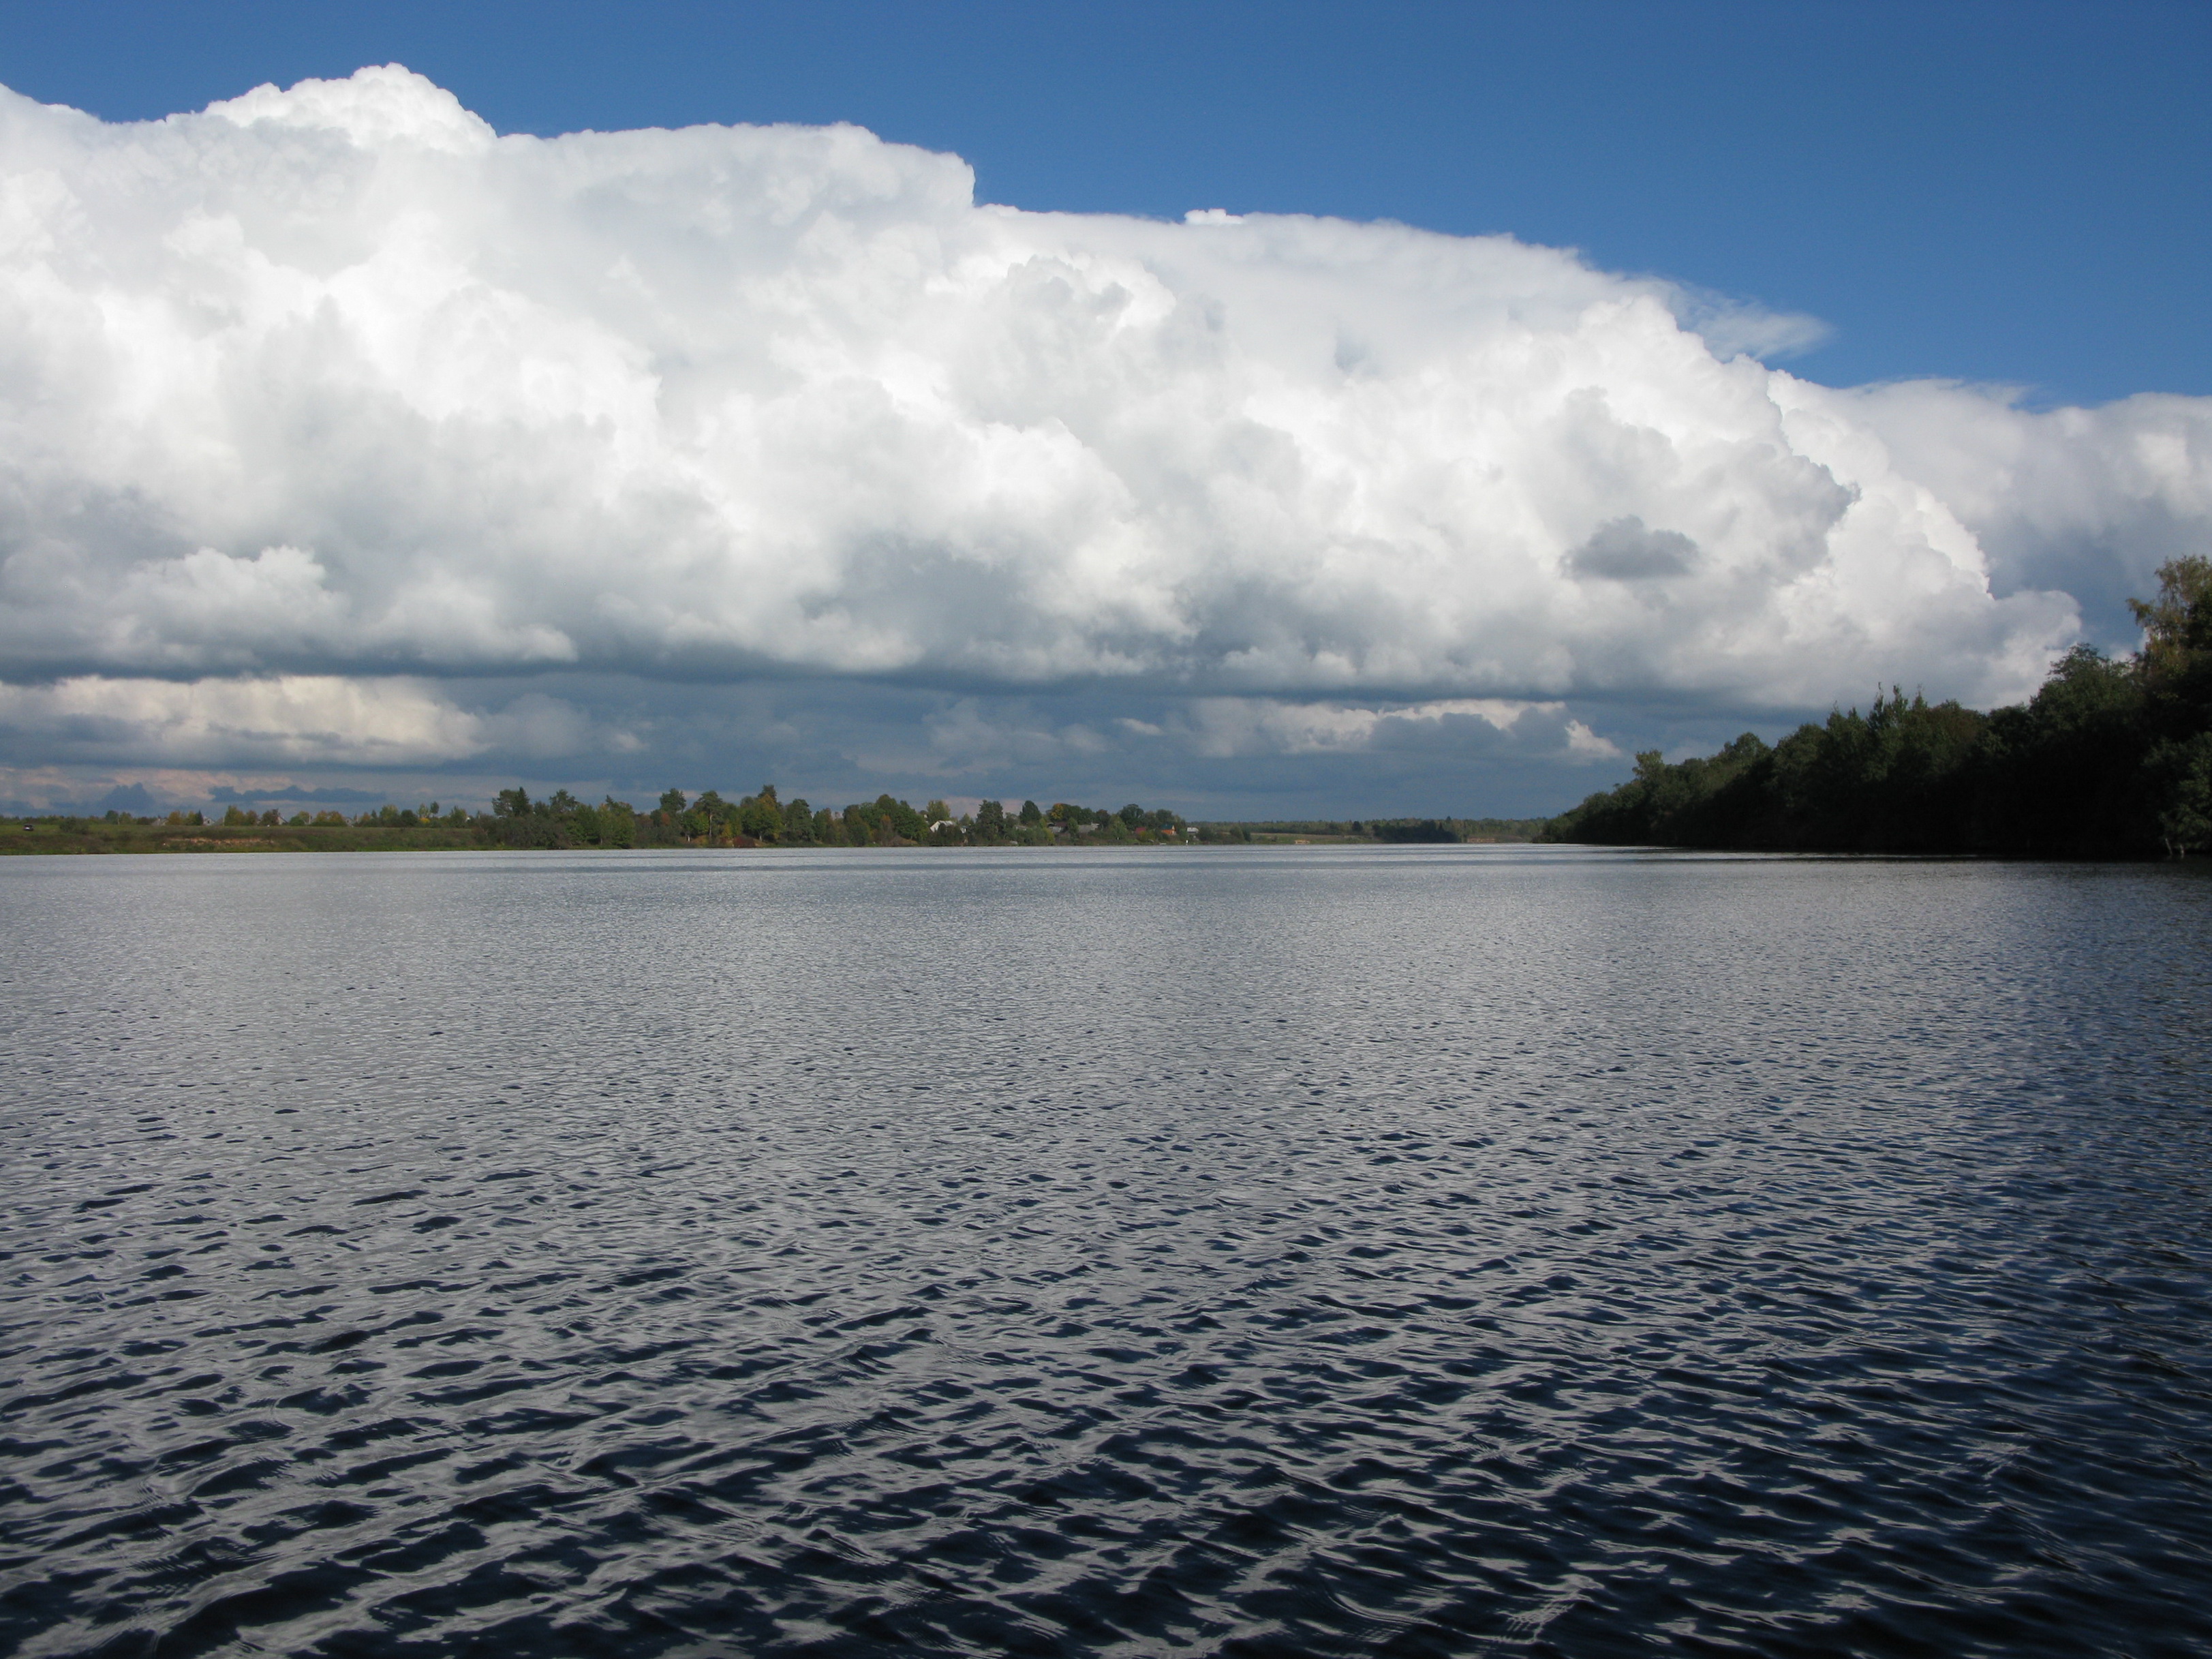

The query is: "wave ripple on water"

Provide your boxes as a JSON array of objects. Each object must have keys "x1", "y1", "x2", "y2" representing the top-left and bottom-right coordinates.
[{"x1": 1, "y1": 847, "x2": 2209, "y2": 1657}]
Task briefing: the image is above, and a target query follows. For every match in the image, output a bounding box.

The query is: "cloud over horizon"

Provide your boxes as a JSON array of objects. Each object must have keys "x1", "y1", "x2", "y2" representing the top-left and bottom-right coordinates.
[{"x1": 1, "y1": 65, "x2": 2207, "y2": 811}]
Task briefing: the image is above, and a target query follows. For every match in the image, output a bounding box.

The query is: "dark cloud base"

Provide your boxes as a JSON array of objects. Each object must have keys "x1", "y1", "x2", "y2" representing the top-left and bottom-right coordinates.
[{"x1": 0, "y1": 672, "x2": 1892, "y2": 821}]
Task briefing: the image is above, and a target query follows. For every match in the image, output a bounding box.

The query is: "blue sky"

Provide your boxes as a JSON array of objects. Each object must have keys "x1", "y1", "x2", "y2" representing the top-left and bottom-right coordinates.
[
  {"x1": 0, "y1": 2, "x2": 2207, "y2": 819},
  {"x1": 7, "y1": 0, "x2": 2206, "y2": 404}
]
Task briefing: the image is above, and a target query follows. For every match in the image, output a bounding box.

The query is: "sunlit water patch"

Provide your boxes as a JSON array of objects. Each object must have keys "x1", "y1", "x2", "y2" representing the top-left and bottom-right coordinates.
[{"x1": 1, "y1": 847, "x2": 2208, "y2": 1657}]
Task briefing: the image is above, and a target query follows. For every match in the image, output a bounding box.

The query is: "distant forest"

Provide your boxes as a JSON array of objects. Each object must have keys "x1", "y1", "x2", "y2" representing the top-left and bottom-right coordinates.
[
  {"x1": 18, "y1": 795, "x2": 1546, "y2": 854},
  {"x1": 1196, "y1": 818, "x2": 1548, "y2": 844},
  {"x1": 1543, "y1": 557, "x2": 2212, "y2": 858},
  {"x1": 474, "y1": 791, "x2": 1193, "y2": 849},
  {"x1": 467, "y1": 796, "x2": 1545, "y2": 849}
]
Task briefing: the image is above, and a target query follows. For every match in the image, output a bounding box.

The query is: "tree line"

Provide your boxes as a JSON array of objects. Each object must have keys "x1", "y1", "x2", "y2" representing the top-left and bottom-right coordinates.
[
  {"x1": 80, "y1": 804, "x2": 1546, "y2": 848},
  {"x1": 474, "y1": 787, "x2": 1196, "y2": 849},
  {"x1": 1543, "y1": 557, "x2": 2212, "y2": 857},
  {"x1": 1233, "y1": 817, "x2": 1548, "y2": 842}
]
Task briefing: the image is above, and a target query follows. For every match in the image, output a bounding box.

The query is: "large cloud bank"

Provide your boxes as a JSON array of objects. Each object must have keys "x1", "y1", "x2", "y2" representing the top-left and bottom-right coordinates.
[{"x1": 1, "y1": 66, "x2": 2207, "y2": 804}]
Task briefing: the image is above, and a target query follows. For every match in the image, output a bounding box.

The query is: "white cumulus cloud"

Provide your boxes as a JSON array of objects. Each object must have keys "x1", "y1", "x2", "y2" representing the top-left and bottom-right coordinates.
[
  {"x1": 1183, "y1": 696, "x2": 1616, "y2": 759},
  {"x1": 0, "y1": 674, "x2": 487, "y2": 764},
  {"x1": 0, "y1": 64, "x2": 2207, "y2": 800}
]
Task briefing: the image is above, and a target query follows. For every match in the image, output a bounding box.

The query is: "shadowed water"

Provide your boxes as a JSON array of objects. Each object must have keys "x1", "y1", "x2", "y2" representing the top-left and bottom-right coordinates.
[{"x1": 1, "y1": 846, "x2": 2209, "y2": 1658}]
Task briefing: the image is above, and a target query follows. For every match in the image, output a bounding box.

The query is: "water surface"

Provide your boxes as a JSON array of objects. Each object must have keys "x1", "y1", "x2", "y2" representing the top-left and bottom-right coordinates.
[{"x1": 2, "y1": 847, "x2": 2209, "y2": 1656}]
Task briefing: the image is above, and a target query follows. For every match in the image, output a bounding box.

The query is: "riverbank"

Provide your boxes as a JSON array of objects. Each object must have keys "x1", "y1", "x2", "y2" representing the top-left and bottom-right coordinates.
[
  {"x1": 2, "y1": 819, "x2": 1544, "y2": 854},
  {"x1": 8, "y1": 809, "x2": 1548, "y2": 858}
]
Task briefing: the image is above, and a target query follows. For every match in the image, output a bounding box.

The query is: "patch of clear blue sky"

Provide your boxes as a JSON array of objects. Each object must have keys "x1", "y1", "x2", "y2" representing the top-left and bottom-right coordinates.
[{"x1": 3, "y1": 0, "x2": 2205, "y2": 406}]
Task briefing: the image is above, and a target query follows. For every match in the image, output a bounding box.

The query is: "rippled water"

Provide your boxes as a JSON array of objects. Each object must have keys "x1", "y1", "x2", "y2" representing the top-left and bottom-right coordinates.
[{"x1": 3, "y1": 847, "x2": 2210, "y2": 1658}]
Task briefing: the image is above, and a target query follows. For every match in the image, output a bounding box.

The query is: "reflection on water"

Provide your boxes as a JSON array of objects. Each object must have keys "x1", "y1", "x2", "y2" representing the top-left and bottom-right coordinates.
[{"x1": 1, "y1": 847, "x2": 2209, "y2": 1657}]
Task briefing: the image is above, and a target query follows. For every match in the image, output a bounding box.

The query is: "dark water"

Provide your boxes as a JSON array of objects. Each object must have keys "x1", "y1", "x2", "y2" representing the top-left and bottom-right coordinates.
[{"x1": 3, "y1": 847, "x2": 2210, "y2": 1658}]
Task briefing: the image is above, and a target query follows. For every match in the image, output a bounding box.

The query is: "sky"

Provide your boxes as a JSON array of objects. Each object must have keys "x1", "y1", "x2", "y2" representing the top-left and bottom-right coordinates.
[{"x1": 0, "y1": 0, "x2": 2207, "y2": 820}]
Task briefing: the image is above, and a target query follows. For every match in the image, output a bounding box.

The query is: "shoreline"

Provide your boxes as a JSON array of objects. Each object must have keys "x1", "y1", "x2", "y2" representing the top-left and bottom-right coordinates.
[{"x1": 1, "y1": 829, "x2": 1543, "y2": 856}]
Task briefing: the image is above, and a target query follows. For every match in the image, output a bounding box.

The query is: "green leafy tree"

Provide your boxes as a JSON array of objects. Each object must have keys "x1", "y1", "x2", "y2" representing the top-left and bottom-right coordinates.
[
  {"x1": 2130, "y1": 555, "x2": 2212, "y2": 684},
  {"x1": 2147, "y1": 733, "x2": 2212, "y2": 855},
  {"x1": 737, "y1": 790, "x2": 782, "y2": 840},
  {"x1": 1019, "y1": 800, "x2": 1043, "y2": 825},
  {"x1": 1978, "y1": 649, "x2": 2147, "y2": 854},
  {"x1": 877, "y1": 794, "x2": 927, "y2": 841}
]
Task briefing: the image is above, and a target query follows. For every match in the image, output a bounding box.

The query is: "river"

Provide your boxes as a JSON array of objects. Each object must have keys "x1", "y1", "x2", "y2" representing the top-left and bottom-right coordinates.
[{"x1": 2, "y1": 846, "x2": 2208, "y2": 1656}]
